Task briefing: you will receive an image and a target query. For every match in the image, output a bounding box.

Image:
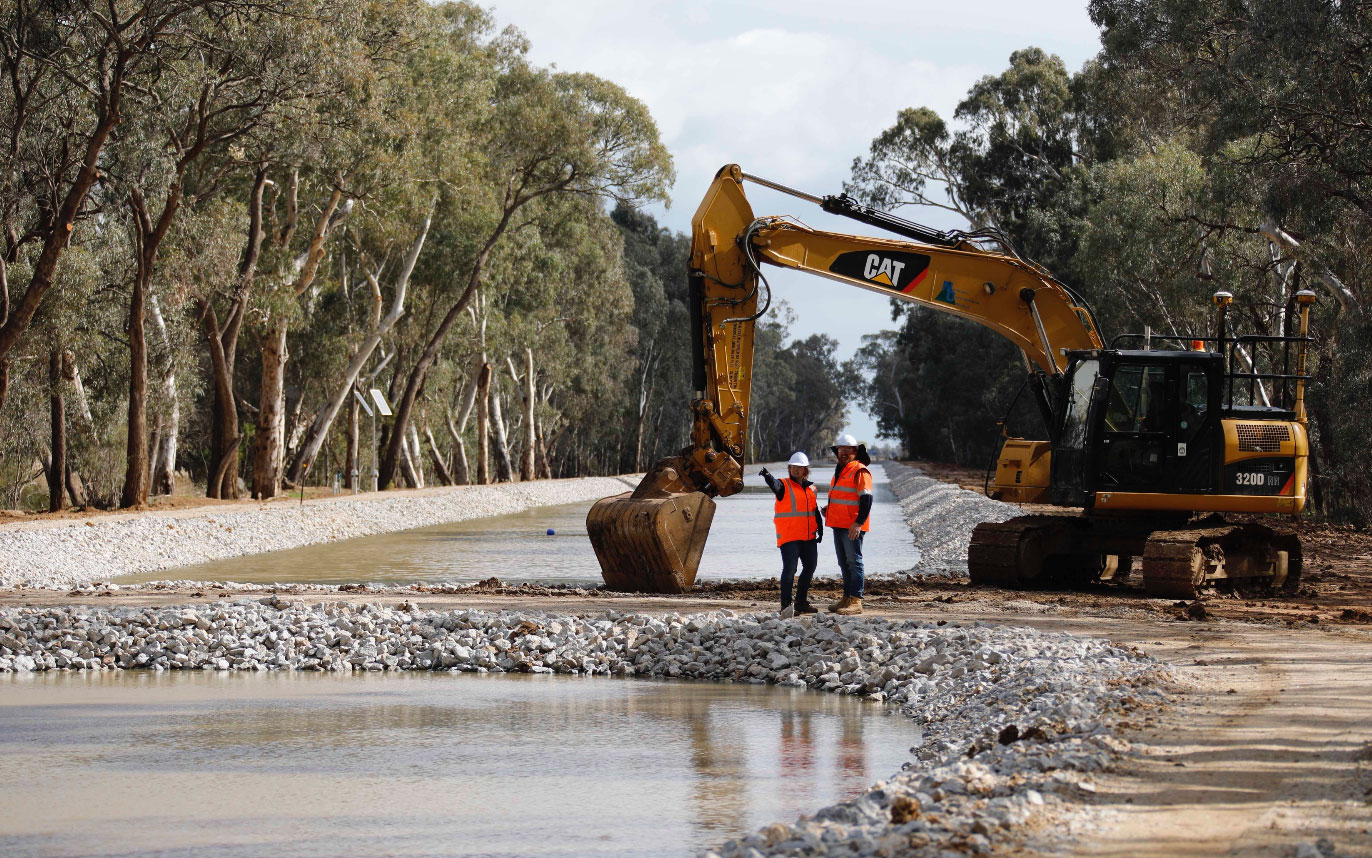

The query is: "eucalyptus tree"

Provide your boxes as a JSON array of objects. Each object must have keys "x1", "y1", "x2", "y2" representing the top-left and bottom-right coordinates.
[
  {"x1": 375, "y1": 63, "x2": 673, "y2": 489},
  {"x1": 237, "y1": 0, "x2": 494, "y2": 499},
  {"x1": 612, "y1": 203, "x2": 692, "y2": 471},
  {"x1": 0, "y1": 0, "x2": 237, "y2": 418},
  {"x1": 281, "y1": 2, "x2": 500, "y2": 490},
  {"x1": 92, "y1": 0, "x2": 363, "y2": 506}
]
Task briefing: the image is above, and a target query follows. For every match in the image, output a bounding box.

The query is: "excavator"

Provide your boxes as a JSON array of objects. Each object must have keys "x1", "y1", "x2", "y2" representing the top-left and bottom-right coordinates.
[{"x1": 587, "y1": 164, "x2": 1315, "y2": 599}]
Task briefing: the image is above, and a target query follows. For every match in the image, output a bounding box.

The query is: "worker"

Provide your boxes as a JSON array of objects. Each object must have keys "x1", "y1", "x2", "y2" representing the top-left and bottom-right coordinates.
[
  {"x1": 759, "y1": 453, "x2": 823, "y2": 615},
  {"x1": 822, "y1": 433, "x2": 872, "y2": 615}
]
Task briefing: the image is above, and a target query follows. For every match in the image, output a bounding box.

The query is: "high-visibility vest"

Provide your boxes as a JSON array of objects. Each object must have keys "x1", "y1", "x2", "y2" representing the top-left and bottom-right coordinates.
[
  {"x1": 773, "y1": 478, "x2": 819, "y2": 546},
  {"x1": 825, "y1": 460, "x2": 871, "y2": 531}
]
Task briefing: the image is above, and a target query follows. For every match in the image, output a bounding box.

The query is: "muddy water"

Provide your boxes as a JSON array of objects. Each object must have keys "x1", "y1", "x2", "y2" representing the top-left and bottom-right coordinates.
[
  {"x1": 118, "y1": 464, "x2": 916, "y2": 586},
  {"x1": 0, "y1": 671, "x2": 915, "y2": 858}
]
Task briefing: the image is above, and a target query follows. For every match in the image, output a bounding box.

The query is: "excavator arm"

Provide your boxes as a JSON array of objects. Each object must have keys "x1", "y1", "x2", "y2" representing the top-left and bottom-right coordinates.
[{"x1": 587, "y1": 164, "x2": 1103, "y2": 593}]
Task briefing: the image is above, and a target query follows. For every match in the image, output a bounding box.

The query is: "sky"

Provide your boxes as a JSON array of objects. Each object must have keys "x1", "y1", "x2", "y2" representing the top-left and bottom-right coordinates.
[{"x1": 486, "y1": 0, "x2": 1105, "y2": 445}]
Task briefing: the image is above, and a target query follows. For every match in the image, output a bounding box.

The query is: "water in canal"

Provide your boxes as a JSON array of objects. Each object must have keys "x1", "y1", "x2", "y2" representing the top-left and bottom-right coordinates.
[
  {"x1": 118, "y1": 464, "x2": 917, "y2": 586},
  {"x1": 0, "y1": 671, "x2": 915, "y2": 858}
]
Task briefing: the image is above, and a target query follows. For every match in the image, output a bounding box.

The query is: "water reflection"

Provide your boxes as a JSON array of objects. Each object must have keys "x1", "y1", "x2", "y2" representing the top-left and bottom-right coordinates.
[
  {"x1": 115, "y1": 464, "x2": 918, "y2": 587},
  {"x1": 0, "y1": 671, "x2": 916, "y2": 858}
]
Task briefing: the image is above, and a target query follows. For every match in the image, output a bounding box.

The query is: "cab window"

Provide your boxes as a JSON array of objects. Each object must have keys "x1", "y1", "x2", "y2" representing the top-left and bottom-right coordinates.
[{"x1": 1104, "y1": 364, "x2": 1168, "y2": 433}]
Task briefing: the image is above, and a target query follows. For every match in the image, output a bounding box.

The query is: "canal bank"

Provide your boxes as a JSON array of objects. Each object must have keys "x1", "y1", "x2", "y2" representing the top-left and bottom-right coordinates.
[{"x1": 0, "y1": 474, "x2": 641, "y2": 589}]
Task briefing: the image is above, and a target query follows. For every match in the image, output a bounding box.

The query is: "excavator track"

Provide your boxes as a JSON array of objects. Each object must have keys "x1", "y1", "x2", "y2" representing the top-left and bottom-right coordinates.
[
  {"x1": 971, "y1": 515, "x2": 1303, "y2": 597},
  {"x1": 968, "y1": 515, "x2": 1074, "y2": 588},
  {"x1": 1140, "y1": 523, "x2": 1302, "y2": 599}
]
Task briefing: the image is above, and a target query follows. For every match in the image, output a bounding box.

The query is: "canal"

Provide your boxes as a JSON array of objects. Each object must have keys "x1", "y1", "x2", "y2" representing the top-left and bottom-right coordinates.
[{"x1": 117, "y1": 464, "x2": 918, "y2": 587}]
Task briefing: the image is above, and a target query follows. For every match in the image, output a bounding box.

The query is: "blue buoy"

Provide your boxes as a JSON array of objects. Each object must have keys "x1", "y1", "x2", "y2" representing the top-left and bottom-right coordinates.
[{"x1": 546, "y1": 528, "x2": 556, "y2": 536}]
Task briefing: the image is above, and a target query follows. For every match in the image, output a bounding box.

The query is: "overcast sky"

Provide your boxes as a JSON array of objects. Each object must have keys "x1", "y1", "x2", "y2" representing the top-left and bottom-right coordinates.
[{"x1": 486, "y1": 0, "x2": 1104, "y2": 446}]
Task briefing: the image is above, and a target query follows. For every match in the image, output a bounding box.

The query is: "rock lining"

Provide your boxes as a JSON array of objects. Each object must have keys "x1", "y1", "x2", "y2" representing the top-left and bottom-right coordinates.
[{"x1": 883, "y1": 462, "x2": 1018, "y2": 577}]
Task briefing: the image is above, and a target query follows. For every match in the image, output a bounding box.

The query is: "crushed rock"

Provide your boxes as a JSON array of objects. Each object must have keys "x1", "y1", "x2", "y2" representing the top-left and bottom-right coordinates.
[{"x1": 883, "y1": 462, "x2": 1018, "y2": 576}]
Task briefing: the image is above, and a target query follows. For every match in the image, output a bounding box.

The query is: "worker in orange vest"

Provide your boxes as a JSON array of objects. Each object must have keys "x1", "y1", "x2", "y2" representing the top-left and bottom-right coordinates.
[
  {"x1": 759, "y1": 452, "x2": 823, "y2": 615},
  {"x1": 822, "y1": 433, "x2": 872, "y2": 615}
]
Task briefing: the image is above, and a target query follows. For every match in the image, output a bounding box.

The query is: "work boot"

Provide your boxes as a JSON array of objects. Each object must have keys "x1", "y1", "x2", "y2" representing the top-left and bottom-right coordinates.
[
  {"x1": 794, "y1": 601, "x2": 819, "y2": 615},
  {"x1": 827, "y1": 595, "x2": 849, "y2": 613},
  {"x1": 836, "y1": 597, "x2": 863, "y2": 616}
]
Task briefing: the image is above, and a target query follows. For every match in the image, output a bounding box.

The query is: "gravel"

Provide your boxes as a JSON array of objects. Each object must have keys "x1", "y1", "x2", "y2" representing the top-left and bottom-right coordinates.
[
  {"x1": 0, "y1": 476, "x2": 638, "y2": 589},
  {"x1": 883, "y1": 462, "x2": 1018, "y2": 577},
  {"x1": 0, "y1": 600, "x2": 1169, "y2": 857}
]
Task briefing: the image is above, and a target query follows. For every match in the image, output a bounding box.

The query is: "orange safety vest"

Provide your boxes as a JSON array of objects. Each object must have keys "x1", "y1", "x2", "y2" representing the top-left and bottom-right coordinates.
[
  {"x1": 825, "y1": 460, "x2": 871, "y2": 531},
  {"x1": 773, "y1": 478, "x2": 819, "y2": 546}
]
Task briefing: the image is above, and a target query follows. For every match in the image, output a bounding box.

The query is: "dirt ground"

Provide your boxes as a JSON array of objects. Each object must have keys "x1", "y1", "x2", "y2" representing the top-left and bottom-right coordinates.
[{"x1": 3, "y1": 463, "x2": 1371, "y2": 856}]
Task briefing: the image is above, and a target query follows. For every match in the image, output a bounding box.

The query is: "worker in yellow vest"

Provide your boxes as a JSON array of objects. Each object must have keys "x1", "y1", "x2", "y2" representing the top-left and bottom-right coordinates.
[
  {"x1": 822, "y1": 433, "x2": 872, "y2": 615},
  {"x1": 759, "y1": 452, "x2": 823, "y2": 615}
]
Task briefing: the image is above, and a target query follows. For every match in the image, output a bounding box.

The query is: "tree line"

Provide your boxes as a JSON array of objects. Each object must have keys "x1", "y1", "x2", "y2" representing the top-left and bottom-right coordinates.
[
  {"x1": 847, "y1": 1, "x2": 1372, "y2": 524},
  {"x1": 0, "y1": 0, "x2": 851, "y2": 511}
]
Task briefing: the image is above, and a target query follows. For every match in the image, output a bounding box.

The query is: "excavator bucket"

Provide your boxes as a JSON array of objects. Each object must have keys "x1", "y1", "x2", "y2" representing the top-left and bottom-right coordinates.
[{"x1": 586, "y1": 491, "x2": 716, "y2": 593}]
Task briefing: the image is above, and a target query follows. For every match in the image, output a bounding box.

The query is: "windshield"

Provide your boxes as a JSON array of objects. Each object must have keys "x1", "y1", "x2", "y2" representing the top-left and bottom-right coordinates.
[{"x1": 1060, "y1": 359, "x2": 1099, "y2": 449}]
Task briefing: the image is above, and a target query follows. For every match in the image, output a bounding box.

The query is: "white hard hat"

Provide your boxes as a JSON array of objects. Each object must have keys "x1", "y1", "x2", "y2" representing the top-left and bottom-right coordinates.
[
  {"x1": 787, "y1": 452, "x2": 810, "y2": 467},
  {"x1": 834, "y1": 433, "x2": 858, "y2": 448}
]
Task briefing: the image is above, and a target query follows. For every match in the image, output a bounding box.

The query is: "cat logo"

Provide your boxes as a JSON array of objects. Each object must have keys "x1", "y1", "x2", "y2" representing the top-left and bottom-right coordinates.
[
  {"x1": 828, "y1": 249, "x2": 930, "y2": 293},
  {"x1": 863, "y1": 254, "x2": 905, "y2": 286}
]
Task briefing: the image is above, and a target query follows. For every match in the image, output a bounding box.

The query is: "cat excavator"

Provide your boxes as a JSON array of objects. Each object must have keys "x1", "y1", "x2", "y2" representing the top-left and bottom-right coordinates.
[{"x1": 587, "y1": 164, "x2": 1315, "y2": 599}]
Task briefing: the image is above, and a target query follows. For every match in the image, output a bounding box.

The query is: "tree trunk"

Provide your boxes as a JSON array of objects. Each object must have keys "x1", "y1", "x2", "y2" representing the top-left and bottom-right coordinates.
[
  {"x1": 491, "y1": 380, "x2": 514, "y2": 483},
  {"x1": 407, "y1": 422, "x2": 425, "y2": 488},
  {"x1": 519, "y1": 349, "x2": 536, "y2": 481},
  {"x1": 65, "y1": 464, "x2": 86, "y2": 509},
  {"x1": 345, "y1": 392, "x2": 360, "y2": 490},
  {"x1": 476, "y1": 363, "x2": 492, "y2": 485},
  {"x1": 424, "y1": 425, "x2": 454, "y2": 485},
  {"x1": 399, "y1": 434, "x2": 421, "y2": 489},
  {"x1": 201, "y1": 169, "x2": 265, "y2": 500},
  {"x1": 149, "y1": 295, "x2": 177, "y2": 496},
  {"x1": 121, "y1": 269, "x2": 149, "y2": 508},
  {"x1": 252, "y1": 319, "x2": 288, "y2": 499},
  {"x1": 47, "y1": 348, "x2": 65, "y2": 512},
  {"x1": 447, "y1": 411, "x2": 469, "y2": 485}
]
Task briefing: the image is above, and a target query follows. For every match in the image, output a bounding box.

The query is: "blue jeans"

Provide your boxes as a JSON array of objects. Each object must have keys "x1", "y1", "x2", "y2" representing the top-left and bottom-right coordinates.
[
  {"x1": 779, "y1": 539, "x2": 818, "y2": 608},
  {"x1": 832, "y1": 528, "x2": 865, "y2": 598}
]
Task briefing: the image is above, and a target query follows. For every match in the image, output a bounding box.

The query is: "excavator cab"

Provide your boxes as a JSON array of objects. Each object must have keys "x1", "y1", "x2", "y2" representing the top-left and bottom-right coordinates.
[{"x1": 1049, "y1": 350, "x2": 1225, "y2": 507}]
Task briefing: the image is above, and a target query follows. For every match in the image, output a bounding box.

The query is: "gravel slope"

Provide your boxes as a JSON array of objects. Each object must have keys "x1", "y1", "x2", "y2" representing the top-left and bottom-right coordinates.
[
  {"x1": 0, "y1": 476, "x2": 638, "y2": 589},
  {"x1": 883, "y1": 461, "x2": 1018, "y2": 576}
]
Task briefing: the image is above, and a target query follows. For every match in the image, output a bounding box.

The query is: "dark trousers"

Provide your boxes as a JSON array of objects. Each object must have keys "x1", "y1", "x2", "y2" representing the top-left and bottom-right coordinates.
[
  {"x1": 833, "y1": 528, "x2": 865, "y2": 598},
  {"x1": 779, "y1": 539, "x2": 818, "y2": 608}
]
